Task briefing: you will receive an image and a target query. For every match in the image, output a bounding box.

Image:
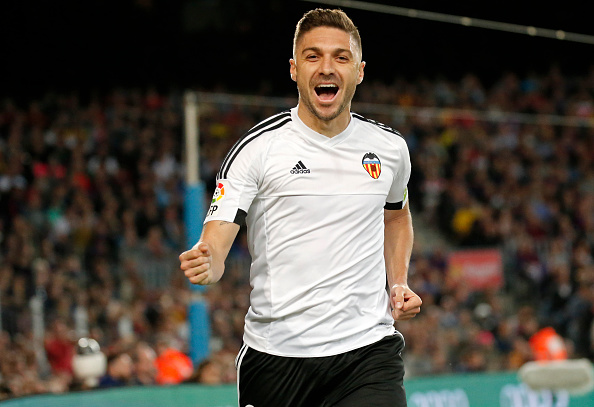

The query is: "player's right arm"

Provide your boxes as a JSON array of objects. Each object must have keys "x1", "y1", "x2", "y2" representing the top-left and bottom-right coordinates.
[
  {"x1": 179, "y1": 220, "x2": 240, "y2": 285},
  {"x1": 181, "y1": 112, "x2": 283, "y2": 285}
]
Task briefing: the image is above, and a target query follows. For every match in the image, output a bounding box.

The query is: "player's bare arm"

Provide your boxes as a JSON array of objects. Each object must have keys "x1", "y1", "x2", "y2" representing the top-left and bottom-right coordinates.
[
  {"x1": 179, "y1": 220, "x2": 240, "y2": 285},
  {"x1": 384, "y1": 201, "x2": 422, "y2": 321}
]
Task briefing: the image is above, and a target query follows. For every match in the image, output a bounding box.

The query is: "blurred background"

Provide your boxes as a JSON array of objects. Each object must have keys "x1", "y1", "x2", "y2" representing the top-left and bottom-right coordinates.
[
  {"x1": 3, "y1": 0, "x2": 594, "y2": 99},
  {"x1": 0, "y1": 0, "x2": 593, "y2": 404}
]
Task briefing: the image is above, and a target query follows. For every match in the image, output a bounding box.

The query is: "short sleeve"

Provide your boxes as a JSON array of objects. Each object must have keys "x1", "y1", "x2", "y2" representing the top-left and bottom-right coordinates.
[
  {"x1": 385, "y1": 138, "x2": 411, "y2": 210},
  {"x1": 204, "y1": 140, "x2": 262, "y2": 225}
]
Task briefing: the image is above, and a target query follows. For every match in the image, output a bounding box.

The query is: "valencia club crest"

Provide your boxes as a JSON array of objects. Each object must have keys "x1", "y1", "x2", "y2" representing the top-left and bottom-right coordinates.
[{"x1": 362, "y1": 152, "x2": 381, "y2": 179}]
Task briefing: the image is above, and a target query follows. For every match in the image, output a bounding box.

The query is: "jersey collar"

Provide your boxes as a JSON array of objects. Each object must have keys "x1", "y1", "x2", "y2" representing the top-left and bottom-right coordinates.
[{"x1": 291, "y1": 106, "x2": 355, "y2": 146}]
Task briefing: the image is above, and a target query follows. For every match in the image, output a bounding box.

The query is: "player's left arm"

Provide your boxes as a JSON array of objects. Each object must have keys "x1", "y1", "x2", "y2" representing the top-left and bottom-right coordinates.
[{"x1": 384, "y1": 201, "x2": 422, "y2": 321}]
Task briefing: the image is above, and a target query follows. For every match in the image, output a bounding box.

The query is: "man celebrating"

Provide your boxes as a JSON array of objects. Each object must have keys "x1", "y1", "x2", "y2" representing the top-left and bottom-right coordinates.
[{"x1": 180, "y1": 8, "x2": 422, "y2": 406}]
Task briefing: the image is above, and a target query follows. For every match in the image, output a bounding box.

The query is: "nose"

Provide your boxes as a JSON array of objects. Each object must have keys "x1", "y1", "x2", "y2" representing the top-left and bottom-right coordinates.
[{"x1": 319, "y1": 56, "x2": 335, "y2": 76}]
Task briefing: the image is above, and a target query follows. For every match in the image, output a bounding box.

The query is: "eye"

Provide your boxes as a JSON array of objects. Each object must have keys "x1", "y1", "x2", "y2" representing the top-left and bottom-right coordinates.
[
  {"x1": 306, "y1": 54, "x2": 319, "y2": 61},
  {"x1": 337, "y1": 55, "x2": 349, "y2": 62}
]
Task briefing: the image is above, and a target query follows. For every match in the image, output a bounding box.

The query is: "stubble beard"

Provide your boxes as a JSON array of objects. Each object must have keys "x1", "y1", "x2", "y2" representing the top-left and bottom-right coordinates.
[{"x1": 298, "y1": 81, "x2": 356, "y2": 123}]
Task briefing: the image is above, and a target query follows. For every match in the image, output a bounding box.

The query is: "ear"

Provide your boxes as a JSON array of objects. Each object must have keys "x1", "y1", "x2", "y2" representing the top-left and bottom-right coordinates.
[
  {"x1": 357, "y1": 61, "x2": 366, "y2": 85},
  {"x1": 289, "y1": 58, "x2": 297, "y2": 82}
]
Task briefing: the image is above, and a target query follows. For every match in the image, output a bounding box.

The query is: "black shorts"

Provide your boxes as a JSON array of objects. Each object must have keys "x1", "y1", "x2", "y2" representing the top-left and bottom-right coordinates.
[{"x1": 236, "y1": 333, "x2": 406, "y2": 407}]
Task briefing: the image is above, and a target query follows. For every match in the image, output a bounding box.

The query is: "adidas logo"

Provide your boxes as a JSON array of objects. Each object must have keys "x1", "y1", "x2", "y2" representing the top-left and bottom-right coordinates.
[{"x1": 290, "y1": 160, "x2": 310, "y2": 174}]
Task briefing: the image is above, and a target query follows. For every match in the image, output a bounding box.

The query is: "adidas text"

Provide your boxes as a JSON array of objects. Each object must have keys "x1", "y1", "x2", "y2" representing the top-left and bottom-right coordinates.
[{"x1": 290, "y1": 168, "x2": 310, "y2": 174}]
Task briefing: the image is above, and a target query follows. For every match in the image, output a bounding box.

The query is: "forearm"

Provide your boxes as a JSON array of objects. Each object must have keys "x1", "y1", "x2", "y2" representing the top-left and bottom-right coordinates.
[{"x1": 384, "y1": 205, "x2": 414, "y2": 288}]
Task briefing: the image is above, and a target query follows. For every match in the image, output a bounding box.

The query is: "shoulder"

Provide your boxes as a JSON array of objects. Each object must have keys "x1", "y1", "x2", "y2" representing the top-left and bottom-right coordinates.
[
  {"x1": 352, "y1": 112, "x2": 408, "y2": 151},
  {"x1": 245, "y1": 110, "x2": 293, "y2": 138},
  {"x1": 234, "y1": 110, "x2": 293, "y2": 152},
  {"x1": 352, "y1": 112, "x2": 403, "y2": 138},
  {"x1": 218, "y1": 110, "x2": 292, "y2": 179}
]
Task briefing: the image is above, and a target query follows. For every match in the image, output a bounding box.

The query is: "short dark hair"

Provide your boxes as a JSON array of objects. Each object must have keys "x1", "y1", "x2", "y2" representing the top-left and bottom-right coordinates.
[{"x1": 293, "y1": 9, "x2": 362, "y2": 60}]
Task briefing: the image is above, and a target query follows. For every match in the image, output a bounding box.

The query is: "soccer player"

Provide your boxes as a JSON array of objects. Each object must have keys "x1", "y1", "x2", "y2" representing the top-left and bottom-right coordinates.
[{"x1": 180, "y1": 8, "x2": 422, "y2": 406}]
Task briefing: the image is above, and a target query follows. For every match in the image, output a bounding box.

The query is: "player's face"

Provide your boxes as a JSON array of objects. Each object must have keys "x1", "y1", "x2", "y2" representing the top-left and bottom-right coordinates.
[{"x1": 290, "y1": 26, "x2": 365, "y2": 124}]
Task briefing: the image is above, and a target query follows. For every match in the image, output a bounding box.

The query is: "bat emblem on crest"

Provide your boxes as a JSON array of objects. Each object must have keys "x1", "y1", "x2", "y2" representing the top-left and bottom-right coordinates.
[{"x1": 362, "y1": 152, "x2": 381, "y2": 179}]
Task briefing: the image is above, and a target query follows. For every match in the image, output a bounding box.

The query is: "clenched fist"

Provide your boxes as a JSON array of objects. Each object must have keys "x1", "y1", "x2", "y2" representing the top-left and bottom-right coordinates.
[
  {"x1": 390, "y1": 284, "x2": 422, "y2": 321},
  {"x1": 179, "y1": 242, "x2": 217, "y2": 285}
]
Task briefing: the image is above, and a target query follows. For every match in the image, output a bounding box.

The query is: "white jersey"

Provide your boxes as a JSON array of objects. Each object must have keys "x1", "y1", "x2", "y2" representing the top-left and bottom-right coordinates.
[{"x1": 205, "y1": 107, "x2": 411, "y2": 357}]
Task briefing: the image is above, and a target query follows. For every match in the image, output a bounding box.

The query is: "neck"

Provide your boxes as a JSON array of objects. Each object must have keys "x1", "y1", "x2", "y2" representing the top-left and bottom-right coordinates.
[{"x1": 296, "y1": 103, "x2": 351, "y2": 138}]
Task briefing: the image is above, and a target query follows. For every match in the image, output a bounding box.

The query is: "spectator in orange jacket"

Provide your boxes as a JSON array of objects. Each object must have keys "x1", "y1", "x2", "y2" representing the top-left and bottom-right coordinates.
[{"x1": 529, "y1": 326, "x2": 568, "y2": 361}]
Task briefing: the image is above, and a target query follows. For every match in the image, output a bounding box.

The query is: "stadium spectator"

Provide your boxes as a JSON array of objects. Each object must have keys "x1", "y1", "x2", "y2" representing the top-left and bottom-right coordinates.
[
  {"x1": 44, "y1": 317, "x2": 75, "y2": 377},
  {"x1": 131, "y1": 341, "x2": 158, "y2": 386},
  {"x1": 98, "y1": 351, "x2": 134, "y2": 388},
  {"x1": 186, "y1": 358, "x2": 223, "y2": 385},
  {"x1": 154, "y1": 337, "x2": 193, "y2": 385},
  {"x1": 529, "y1": 326, "x2": 568, "y2": 361}
]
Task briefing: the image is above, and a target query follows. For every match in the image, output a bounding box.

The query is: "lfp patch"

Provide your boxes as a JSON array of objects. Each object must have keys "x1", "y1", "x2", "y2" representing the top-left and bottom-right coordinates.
[
  {"x1": 362, "y1": 152, "x2": 381, "y2": 179},
  {"x1": 212, "y1": 182, "x2": 225, "y2": 203}
]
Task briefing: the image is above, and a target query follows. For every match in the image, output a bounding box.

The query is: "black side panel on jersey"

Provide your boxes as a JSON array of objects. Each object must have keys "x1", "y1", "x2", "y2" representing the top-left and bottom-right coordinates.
[{"x1": 233, "y1": 209, "x2": 247, "y2": 226}]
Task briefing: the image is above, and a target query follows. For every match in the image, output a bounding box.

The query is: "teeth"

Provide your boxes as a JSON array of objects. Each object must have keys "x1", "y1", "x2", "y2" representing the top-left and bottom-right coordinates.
[{"x1": 317, "y1": 84, "x2": 337, "y2": 88}]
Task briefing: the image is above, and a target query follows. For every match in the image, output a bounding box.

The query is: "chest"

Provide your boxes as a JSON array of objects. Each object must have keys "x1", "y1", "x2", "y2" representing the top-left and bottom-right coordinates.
[{"x1": 258, "y1": 136, "x2": 398, "y2": 197}]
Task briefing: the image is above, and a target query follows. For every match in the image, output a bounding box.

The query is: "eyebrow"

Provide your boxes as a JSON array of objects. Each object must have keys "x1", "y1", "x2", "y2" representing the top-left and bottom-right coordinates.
[{"x1": 301, "y1": 46, "x2": 354, "y2": 57}]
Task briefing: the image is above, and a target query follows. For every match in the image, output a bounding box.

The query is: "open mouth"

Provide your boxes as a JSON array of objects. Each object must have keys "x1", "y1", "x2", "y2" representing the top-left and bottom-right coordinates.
[{"x1": 314, "y1": 84, "x2": 339, "y2": 102}]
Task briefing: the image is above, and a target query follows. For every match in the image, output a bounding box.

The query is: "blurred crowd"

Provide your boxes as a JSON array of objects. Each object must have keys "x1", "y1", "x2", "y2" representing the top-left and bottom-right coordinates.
[{"x1": 0, "y1": 65, "x2": 593, "y2": 399}]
